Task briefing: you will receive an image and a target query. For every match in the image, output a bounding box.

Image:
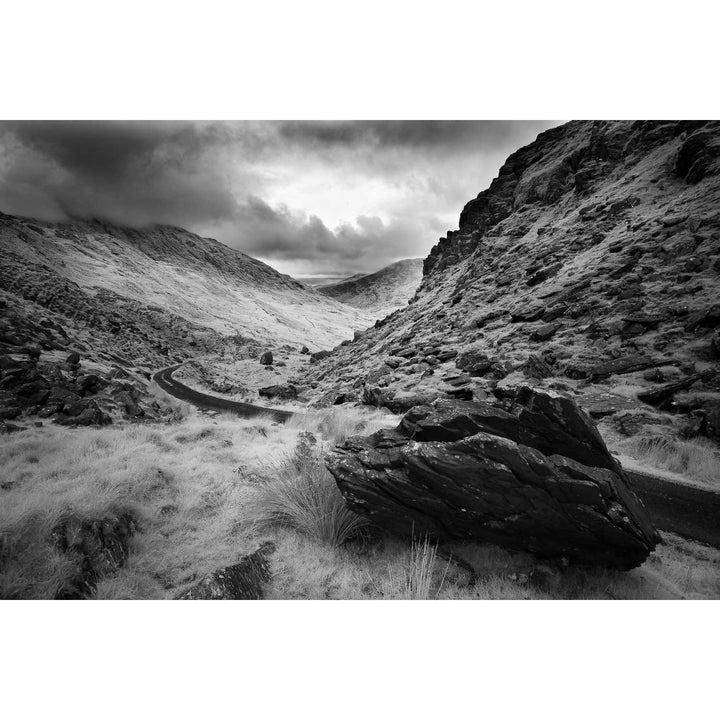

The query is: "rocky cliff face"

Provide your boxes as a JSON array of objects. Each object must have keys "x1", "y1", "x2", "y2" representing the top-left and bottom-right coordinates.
[
  {"x1": 318, "y1": 258, "x2": 423, "y2": 319},
  {"x1": 307, "y1": 121, "x2": 720, "y2": 446}
]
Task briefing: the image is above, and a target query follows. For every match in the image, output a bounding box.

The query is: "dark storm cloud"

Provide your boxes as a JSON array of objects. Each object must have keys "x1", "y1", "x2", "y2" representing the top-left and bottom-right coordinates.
[
  {"x1": 0, "y1": 121, "x2": 240, "y2": 226},
  {"x1": 277, "y1": 120, "x2": 542, "y2": 152},
  {"x1": 0, "y1": 120, "x2": 559, "y2": 274},
  {"x1": 3, "y1": 121, "x2": 175, "y2": 178}
]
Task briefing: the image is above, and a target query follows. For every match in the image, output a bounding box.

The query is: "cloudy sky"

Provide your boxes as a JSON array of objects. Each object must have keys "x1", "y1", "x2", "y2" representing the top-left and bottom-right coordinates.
[{"x1": 0, "y1": 120, "x2": 559, "y2": 276}]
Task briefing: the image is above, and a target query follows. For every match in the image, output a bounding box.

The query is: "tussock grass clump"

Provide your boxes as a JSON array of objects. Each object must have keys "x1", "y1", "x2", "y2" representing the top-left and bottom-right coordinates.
[
  {"x1": 247, "y1": 434, "x2": 368, "y2": 547},
  {"x1": 617, "y1": 434, "x2": 720, "y2": 487},
  {"x1": 380, "y1": 536, "x2": 450, "y2": 600},
  {"x1": 287, "y1": 405, "x2": 395, "y2": 445}
]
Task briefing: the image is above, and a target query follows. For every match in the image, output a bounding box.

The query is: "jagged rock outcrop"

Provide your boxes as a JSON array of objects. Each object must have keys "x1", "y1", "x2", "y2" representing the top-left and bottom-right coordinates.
[
  {"x1": 177, "y1": 542, "x2": 275, "y2": 600},
  {"x1": 326, "y1": 388, "x2": 660, "y2": 569},
  {"x1": 51, "y1": 511, "x2": 138, "y2": 599}
]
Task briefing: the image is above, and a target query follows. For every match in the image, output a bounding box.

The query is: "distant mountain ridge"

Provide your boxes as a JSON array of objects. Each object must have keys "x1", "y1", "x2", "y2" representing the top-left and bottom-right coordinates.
[{"x1": 318, "y1": 258, "x2": 423, "y2": 318}]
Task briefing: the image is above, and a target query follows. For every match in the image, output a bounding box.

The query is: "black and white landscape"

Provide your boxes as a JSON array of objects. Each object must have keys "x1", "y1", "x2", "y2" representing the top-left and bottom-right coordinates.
[{"x1": 1, "y1": 120, "x2": 720, "y2": 599}]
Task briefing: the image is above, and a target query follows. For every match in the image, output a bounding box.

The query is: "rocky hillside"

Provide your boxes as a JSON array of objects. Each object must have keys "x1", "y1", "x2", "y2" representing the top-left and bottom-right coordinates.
[
  {"x1": 0, "y1": 214, "x2": 372, "y2": 349},
  {"x1": 0, "y1": 213, "x2": 374, "y2": 428},
  {"x1": 306, "y1": 121, "x2": 720, "y2": 448},
  {"x1": 318, "y1": 258, "x2": 423, "y2": 318}
]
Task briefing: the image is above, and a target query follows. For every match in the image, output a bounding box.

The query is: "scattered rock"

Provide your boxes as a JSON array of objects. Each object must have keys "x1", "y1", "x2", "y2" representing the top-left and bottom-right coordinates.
[
  {"x1": 522, "y1": 354, "x2": 554, "y2": 379},
  {"x1": 78, "y1": 374, "x2": 106, "y2": 392},
  {"x1": 23, "y1": 344, "x2": 42, "y2": 359},
  {"x1": 0, "y1": 420, "x2": 25, "y2": 434},
  {"x1": 259, "y1": 350, "x2": 274, "y2": 366},
  {"x1": 177, "y1": 542, "x2": 275, "y2": 600},
  {"x1": 436, "y1": 349, "x2": 458, "y2": 362},
  {"x1": 510, "y1": 303, "x2": 546, "y2": 323},
  {"x1": 530, "y1": 322, "x2": 561, "y2": 342},
  {"x1": 662, "y1": 213, "x2": 689, "y2": 227},
  {"x1": 52, "y1": 511, "x2": 138, "y2": 599},
  {"x1": 455, "y1": 349, "x2": 493, "y2": 375},
  {"x1": 569, "y1": 355, "x2": 670, "y2": 381},
  {"x1": 637, "y1": 371, "x2": 715, "y2": 410},
  {"x1": 258, "y1": 384, "x2": 298, "y2": 401},
  {"x1": 685, "y1": 304, "x2": 720, "y2": 332},
  {"x1": 310, "y1": 350, "x2": 331, "y2": 363},
  {"x1": 66, "y1": 351, "x2": 81, "y2": 365},
  {"x1": 580, "y1": 392, "x2": 642, "y2": 418},
  {"x1": 333, "y1": 392, "x2": 358, "y2": 405}
]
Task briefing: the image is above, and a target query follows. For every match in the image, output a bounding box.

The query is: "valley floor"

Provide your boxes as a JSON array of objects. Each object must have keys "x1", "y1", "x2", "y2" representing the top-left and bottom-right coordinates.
[{"x1": 1, "y1": 392, "x2": 718, "y2": 600}]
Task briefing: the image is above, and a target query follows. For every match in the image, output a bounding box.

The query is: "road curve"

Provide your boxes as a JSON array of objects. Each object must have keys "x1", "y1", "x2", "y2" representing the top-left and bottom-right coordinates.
[
  {"x1": 153, "y1": 364, "x2": 295, "y2": 423},
  {"x1": 152, "y1": 365, "x2": 720, "y2": 548}
]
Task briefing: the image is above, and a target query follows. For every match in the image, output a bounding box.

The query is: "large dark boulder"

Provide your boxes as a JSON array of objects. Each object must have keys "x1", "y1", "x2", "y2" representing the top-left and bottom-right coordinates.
[{"x1": 325, "y1": 388, "x2": 659, "y2": 569}]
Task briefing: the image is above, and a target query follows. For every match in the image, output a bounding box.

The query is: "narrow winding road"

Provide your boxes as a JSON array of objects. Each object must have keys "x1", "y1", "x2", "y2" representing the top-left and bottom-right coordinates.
[
  {"x1": 153, "y1": 364, "x2": 295, "y2": 423},
  {"x1": 153, "y1": 364, "x2": 720, "y2": 549}
]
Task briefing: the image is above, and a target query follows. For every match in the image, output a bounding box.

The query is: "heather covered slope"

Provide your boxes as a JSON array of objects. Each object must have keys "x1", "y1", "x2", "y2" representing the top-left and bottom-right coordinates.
[
  {"x1": 305, "y1": 121, "x2": 720, "y2": 448},
  {"x1": 0, "y1": 214, "x2": 373, "y2": 349},
  {"x1": 318, "y1": 258, "x2": 423, "y2": 318}
]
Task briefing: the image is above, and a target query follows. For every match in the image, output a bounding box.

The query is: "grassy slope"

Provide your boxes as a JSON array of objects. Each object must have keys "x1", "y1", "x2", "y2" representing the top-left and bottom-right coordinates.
[
  {"x1": 1, "y1": 395, "x2": 718, "y2": 600},
  {"x1": 1, "y1": 216, "x2": 374, "y2": 350}
]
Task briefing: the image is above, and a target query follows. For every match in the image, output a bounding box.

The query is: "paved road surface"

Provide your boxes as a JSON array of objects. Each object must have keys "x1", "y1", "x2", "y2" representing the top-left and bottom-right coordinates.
[
  {"x1": 625, "y1": 469, "x2": 720, "y2": 549},
  {"x1": 153, "y1": 365, "x2": 720, "y2": 548},
  {"x1": 153, "y1": 364, "x2": 295, "y2": 423}
]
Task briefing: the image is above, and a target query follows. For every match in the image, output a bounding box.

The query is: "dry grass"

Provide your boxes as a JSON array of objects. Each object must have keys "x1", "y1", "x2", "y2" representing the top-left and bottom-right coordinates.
[
  {"x1": 0, "y1": 412, "x2": 289, "y2": 598},
  {"x1": 615, "y1": 434, "x2": 720, "y2": 488},
  {"x1": 285, "y1": 405, "x2": 395, "y2": 444},
  {"x1": 380, "y1": 536, "x2": 450, "y2": 599},
  {"x1": 2, "y1": 402, "x2": 719, "y2": 599}
]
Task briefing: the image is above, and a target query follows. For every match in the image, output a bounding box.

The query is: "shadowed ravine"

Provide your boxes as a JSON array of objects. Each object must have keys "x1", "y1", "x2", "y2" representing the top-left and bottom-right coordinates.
[{"x1": 153, "y1": 365, "x2": 720, "y2": 550}]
